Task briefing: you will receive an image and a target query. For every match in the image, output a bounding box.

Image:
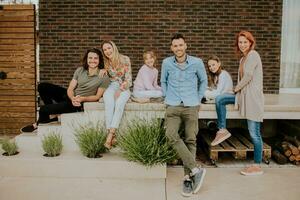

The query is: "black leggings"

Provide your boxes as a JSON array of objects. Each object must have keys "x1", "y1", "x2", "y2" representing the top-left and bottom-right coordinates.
[{"x1": 37, "y1": 82, "x2": 83, "y2": 124}]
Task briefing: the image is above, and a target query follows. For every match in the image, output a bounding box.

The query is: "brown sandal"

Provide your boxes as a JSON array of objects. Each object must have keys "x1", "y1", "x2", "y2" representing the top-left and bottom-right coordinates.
[{"x1": 104, "y1": 132, "x2": 116, "y2": 149}]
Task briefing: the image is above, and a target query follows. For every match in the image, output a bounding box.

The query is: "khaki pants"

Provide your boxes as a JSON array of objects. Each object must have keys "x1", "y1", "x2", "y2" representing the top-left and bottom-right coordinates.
[{"x1": 165, "y1": 105, "x2": 199, "y2": 175}]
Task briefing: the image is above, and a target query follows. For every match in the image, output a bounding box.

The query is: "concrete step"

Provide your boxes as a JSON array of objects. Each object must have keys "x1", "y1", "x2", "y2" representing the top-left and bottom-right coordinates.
[
  {"x1": 37, "y1": 122, "x2": 62, "y2": 136},
  {"x1": 59, "y1": 111, "x2": 105, "y2": 151},
  {"x1": 17, "y1": 111, "x2": 107, "y2": 153},
  {"x1": 0, "y1": 176, "x2": 165, "y2": 200},
  {"x1": 15, "y1": 133, "x2": 43, "y2": 154},
  {"x1": 0, "y1": 150, "x2": 166, "y2": 179},
  {"x1": 37, "y1": 122, "x2": 80, "y2": 152}
]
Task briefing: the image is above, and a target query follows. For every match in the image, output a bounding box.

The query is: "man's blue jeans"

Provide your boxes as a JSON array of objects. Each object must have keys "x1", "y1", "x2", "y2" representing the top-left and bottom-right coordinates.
[{"x1": 215, "y1": 93, "x2": 263, "y2": 163}]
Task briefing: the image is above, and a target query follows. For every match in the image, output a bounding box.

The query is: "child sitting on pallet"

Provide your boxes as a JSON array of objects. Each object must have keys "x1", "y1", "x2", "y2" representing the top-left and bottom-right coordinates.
[{"x1": 131, "y1": 50, "x2": 163, "y2": 103}]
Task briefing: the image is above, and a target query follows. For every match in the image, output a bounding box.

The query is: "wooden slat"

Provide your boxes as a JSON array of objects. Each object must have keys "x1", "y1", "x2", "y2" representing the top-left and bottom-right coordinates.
[
  {"x1": 201, "y1": 133, "x2": 223, "y2": 150},
  {"x1": 0, "y1": 45, "x2": 34, "y2": 50},
  {"x1": 1, "y1": 5, "x2": 34, "y2": 10},
  {"x1": 4, "y1": 71, "x2": 34, "y2": 79},
  {"x1": 236, "y1": 134, "x2": 254, "y2": 149},
  {"x1": 0, "y1": 50, "x2": 34, "y2": 56},
  {"x1": 226, "y1": 135, "x2": 248, "y2": 150},
  {"x1": 0, "y1": 78, "x2": 35, "y2": 85},
  {"x1": 0, "y1": 96, "x2": 35, "y2": 101},
  {"x1": 0, "y1": 112, "x2": 35, "y2": 118},
  {"x1": 0, "y1": 16, "x2": 34, "y2": 22},
  {"x1": 0, "y1": 56, "x2": 35, "y2": 62},
  {"x1": 0, "y1": 10, "x2": 34, "y2": 17},
  {"x1": 0, "y1": 62, "x2": 34, "y2": 68},
  {"x1": 0, "y1": 117, "x2": 35, "y2": 123},
  {"x1": 0, "y1": 38, "x2": 34, "y2": 44},
  {"x1": 0, "y1": 122, "x2": 34, "y2": 129},
  {"x1": 219, "y1": 141, "x2": 235, "y2": 151},
  {"x1": 0, "y1": 83, "x2": 35, "y2": 90},
  {"x1": 0, "y1": 33, "x2": 34, "y2": 39},
  {"x1": 0, "y1": 101, "x2": 35, "y2": 107},
  {"x1": 0, "y1": 21, "x2": 34, "y2": 28},
  {"x1": 0, "y1": 106, "x2": 35, "y2": 113},
  {"x1": 0, "y1": 28, "x2": 34, "y2": 33},
  {"x1": 0, "y1": 67, "x2": 35, "y2": 73},
  {"x1": 0, "y1": 89, "x2": 35, "y2": 95},
  {"x1": 0, "y1": 128, "x2": 21, "y2": 135}
]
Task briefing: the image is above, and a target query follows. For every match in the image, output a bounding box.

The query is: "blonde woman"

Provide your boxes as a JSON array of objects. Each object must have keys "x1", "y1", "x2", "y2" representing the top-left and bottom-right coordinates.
[{"x1": 100, "y1": 41, "x2": 132, "y2": 149}]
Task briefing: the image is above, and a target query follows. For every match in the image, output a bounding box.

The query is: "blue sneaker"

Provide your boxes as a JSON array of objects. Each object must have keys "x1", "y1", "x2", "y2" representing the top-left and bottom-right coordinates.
[
  {"x1": 191, "y1": 168, "x2": 206, "y2": 194},
  {"x1": 181, "y1": 178, "x2": 193, "y2": 197}
]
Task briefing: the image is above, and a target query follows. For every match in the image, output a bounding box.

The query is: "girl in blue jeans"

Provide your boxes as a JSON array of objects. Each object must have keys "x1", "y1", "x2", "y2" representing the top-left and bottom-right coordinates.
[{"x1": 212, "y1": 31, "x2": 264, "y2": 176}]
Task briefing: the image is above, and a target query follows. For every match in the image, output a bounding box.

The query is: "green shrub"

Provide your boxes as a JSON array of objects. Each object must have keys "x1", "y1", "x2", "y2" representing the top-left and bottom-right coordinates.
[
  {"x1": 1, "y1": 138, "x2": 18, "y2": 156},
  {"x1": 42, "y1": 132, "x2": 63, "y2": 157},
  {"x1": 118, "y1": 119, "x2": 177, "y2": 167},
  {"x1": 74, "y1": 122, "x2": 107, "y2": 158}
]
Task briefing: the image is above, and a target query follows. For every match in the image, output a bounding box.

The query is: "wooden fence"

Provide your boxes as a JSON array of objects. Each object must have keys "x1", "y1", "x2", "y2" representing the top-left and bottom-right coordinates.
[{"x1": 0, "y1": 4, "x2": 36, "y2": 136}]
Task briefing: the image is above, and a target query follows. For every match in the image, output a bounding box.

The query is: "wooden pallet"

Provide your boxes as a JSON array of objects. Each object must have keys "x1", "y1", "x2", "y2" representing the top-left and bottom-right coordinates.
[{"x1": 200, "y1": 131, "x2": 272, "y2": 163}]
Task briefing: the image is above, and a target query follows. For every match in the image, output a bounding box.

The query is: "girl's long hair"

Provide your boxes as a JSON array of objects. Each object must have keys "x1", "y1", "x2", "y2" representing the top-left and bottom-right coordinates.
[
  {"x1": 207, "y1": 55, "x2": 222, "y2": 88},
  {"x1": 101, "y1": 40, "x2": 122, "y2": 69}
]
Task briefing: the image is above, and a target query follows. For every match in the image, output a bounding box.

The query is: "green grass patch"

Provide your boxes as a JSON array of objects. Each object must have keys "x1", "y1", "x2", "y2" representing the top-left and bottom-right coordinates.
[
  {"x1": 118, "y1": 119, "x2": 177, "y2": 167},
  {"x1": 74, "y1": 122, "x2": 107, "y2": 158},
  {"x1": 42, "y1": 132, "x2": 63, "y2": 157},
  {"x1": 1, "y1": 138, "x2": 18, "y2": 156}
]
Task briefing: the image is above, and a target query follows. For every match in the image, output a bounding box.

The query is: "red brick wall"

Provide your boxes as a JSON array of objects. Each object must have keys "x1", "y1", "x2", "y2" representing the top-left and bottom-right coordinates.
[{"x1": 39, "y1": 0, "x2": 282, "y2": 93}]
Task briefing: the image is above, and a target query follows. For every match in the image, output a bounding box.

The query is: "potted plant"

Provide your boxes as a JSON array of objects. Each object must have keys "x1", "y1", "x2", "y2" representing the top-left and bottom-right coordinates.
[
  {"x1": 1, "y1": 138, "x2": 19, "y2": 156},
  {"x1": 41, "y1": 132, "x2": 63, "y2": 157},
  {"x1": 118, "y1": 119, "x2": 177, "y2": 167},
  {"x1": 74, "y1": 122, "x2": 107, "y2": 158}
]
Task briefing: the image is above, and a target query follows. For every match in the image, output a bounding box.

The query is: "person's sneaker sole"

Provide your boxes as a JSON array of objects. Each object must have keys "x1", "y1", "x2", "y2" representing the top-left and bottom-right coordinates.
[
  {"x1": 193, "y1": 168, "x2": 206, "y2": 194},
  {"x1": 181, "y1": 192, "x2": 193, "y2": 197},
  {"x1": 211, "y1": 132, "x2": 231, "y2": 146}
]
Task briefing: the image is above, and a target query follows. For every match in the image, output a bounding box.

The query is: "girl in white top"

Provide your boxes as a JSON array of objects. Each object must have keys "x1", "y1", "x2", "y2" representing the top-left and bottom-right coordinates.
[{"x1": 204, "y1": 55, "x2": 233, "y2": 101}]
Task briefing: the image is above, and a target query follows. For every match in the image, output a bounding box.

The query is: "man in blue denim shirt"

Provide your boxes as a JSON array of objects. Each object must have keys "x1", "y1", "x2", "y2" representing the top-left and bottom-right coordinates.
[{"x1": 161, "y1": 33, "x2": 207, "y2": 197}]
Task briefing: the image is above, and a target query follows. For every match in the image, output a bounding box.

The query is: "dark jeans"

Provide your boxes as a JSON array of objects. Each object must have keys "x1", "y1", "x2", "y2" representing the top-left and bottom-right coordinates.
[{"x1": 37, "y1": 82, "x2": 83, "y2": 124}]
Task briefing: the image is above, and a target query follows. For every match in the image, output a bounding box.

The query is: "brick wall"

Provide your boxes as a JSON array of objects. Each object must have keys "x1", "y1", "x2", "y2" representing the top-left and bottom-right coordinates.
[{"x1": 39, "y1": 0, "x2": 282, "y2": 93}]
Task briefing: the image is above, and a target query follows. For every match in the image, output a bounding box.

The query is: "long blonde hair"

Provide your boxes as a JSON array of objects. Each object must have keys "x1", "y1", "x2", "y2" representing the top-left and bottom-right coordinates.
[{"x1": 101, "y1": 40, "x2": 122, "y2": 69}]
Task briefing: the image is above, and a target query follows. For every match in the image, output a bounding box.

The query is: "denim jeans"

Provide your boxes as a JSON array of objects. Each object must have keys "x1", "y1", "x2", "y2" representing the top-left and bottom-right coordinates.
[
  {"x1": 132, "y1": 89, "x2": 163, "y2": 98},
  {"x1": 103, "y1": 81, "x2": 131, "y2": 129},
  {"x1": 215, "y1": 93, "x2": 263, "y2": 164},
  {"x1": 247, "y1": 120, "x2": 263, "y2": 163},
  {"x1": 215, "y1": 93, "x2": 235, "y2": 129}
]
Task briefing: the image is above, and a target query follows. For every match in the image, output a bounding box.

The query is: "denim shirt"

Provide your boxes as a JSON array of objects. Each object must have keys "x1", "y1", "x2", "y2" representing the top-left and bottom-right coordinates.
[{"x1": 161, "y1": 55, "x2": 208, "y2": 106}]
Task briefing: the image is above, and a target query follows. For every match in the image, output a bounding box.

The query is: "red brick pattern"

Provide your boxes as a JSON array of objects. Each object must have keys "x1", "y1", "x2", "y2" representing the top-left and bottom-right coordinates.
[{"x1": 39, "y1": 0, "x2": 282, "y2": 93}]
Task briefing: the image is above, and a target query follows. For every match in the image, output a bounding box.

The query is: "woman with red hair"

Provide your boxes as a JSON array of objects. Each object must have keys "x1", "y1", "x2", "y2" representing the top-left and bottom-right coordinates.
[{"x1": 211, "y1": 30, "x2": 264, "y2": 176}]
